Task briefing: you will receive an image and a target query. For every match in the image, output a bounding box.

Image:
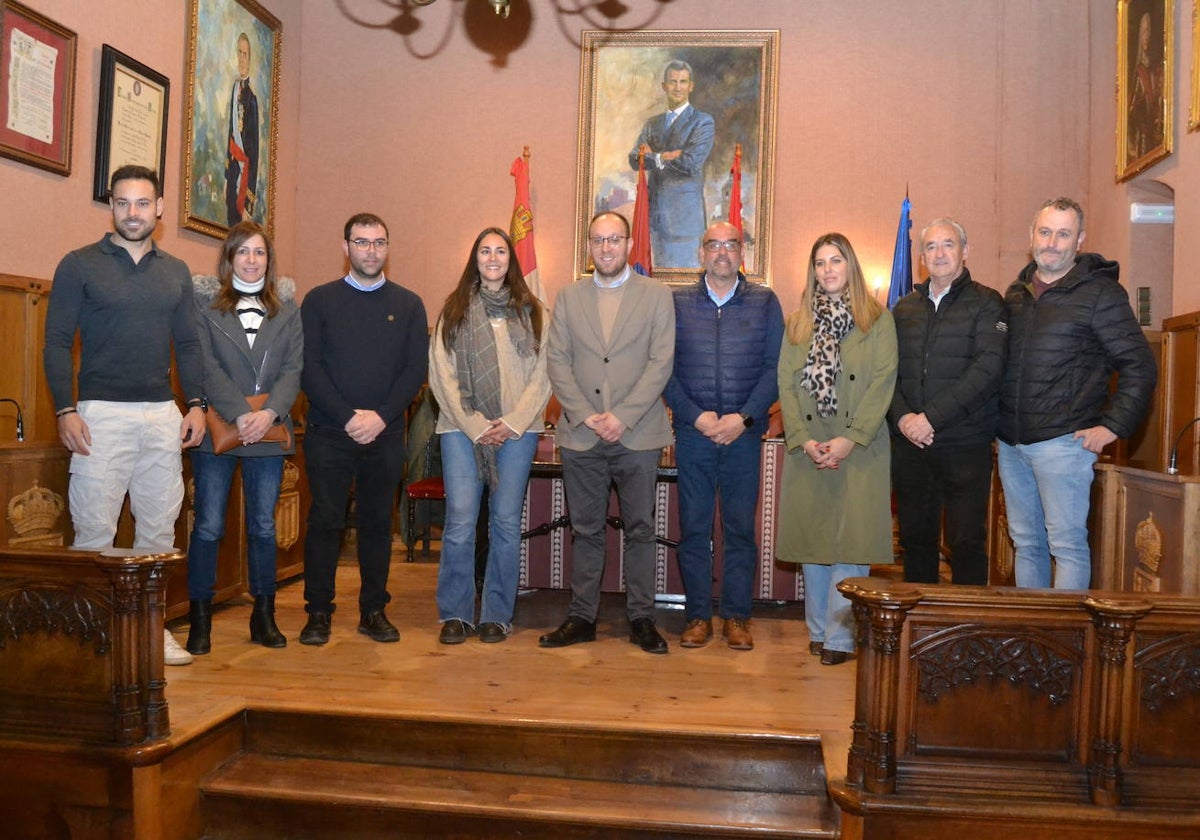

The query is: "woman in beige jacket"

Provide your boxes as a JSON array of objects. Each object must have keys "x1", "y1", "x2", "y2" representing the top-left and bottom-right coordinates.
[{"x1": 428, "y1": 227, "x2": 550, "y2": 644}]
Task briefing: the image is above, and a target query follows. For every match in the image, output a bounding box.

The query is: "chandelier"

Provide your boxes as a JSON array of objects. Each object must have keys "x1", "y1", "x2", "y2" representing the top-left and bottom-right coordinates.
[{"x1": 411, "y1": 0, "x2": 510, "y2": 18}]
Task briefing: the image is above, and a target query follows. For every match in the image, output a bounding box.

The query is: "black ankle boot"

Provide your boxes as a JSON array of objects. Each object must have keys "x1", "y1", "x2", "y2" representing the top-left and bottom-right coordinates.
[
  {"x1": 250, "y1": 595, "x2": 287, "y2": 648},
  {"x1": 186, "y1": 600, "x2": 212, "y2": 655}
]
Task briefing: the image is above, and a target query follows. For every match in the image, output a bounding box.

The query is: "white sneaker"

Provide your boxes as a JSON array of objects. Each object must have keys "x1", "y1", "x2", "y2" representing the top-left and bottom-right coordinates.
[{"x1": 164, "y1": 628, "x2": 193, "y2": 666}]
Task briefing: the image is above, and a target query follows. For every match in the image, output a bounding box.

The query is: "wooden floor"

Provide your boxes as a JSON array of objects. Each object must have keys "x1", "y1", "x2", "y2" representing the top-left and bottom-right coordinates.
[{"x1": 163, "y1": 550, "x2": 856, "y2": 778}]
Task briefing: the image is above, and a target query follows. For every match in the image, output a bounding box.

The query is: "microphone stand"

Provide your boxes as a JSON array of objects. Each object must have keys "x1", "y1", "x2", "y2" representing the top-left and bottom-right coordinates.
[
  {"x1": 0, "y1": 398, "x2": 23, "y2": 442},
  {"x1": 1166, "y1": 416, "x2": 1200, "y2": 475}
]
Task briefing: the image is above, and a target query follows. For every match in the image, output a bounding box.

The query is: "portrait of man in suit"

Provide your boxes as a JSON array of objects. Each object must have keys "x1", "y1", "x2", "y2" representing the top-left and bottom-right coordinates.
[
  {"x1": 628, "y1": 60, "x2": 715, "y2": 269},
  {"x1": 225, "y1": 31, "x2": 259, "y2": 225}
]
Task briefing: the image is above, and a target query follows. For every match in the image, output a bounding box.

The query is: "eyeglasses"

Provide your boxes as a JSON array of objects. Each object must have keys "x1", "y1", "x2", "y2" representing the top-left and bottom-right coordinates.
[
  {"x1": 589, "y1": 235, "x2": 628, "y2": 247},
  {"x1": 349, "y1": 238, "x2": 389, "y2": 251},
  {"x1": 703, "y1": 240, "x2": 742, "y2": 252}
]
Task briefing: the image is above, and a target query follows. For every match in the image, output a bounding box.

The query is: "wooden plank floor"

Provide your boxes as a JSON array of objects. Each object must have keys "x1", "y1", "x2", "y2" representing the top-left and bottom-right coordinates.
[{"x1": 163, "y1": 550, "x2": 856, "y2": 777}]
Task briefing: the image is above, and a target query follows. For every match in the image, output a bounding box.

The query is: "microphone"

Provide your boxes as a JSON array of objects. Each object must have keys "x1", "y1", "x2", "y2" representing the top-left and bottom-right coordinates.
[
  {"x1": 0, "y1": 398, "x2": 23, "y2": 442},
  {"x1": 1166, "y1": 416, "x2": 1200, "y2": 475}
]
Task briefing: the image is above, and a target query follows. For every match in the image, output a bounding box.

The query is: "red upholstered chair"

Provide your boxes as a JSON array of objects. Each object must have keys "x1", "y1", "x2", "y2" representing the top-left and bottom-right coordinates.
[{"x1": 405, "y1": 434, "x2": 445, "y2": 562}]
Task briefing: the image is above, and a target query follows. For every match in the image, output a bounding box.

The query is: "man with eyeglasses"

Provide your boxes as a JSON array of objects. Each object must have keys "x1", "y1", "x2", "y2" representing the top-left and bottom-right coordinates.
[
  {"x1": 628, "y1": 59, "x2": 715, "y2": 269},
  {"x1": 298, "y1": 213, "x2": 428, "y2": 645},
  {"x1": 663, "y1": 221, "x2": 782, "y2": 651},
  {"x1": 541, "y1": 211, "x2": 676, "y2": 654},
  {"x1": 44, "y1": 164, "x2": 207, "y2": 667}
]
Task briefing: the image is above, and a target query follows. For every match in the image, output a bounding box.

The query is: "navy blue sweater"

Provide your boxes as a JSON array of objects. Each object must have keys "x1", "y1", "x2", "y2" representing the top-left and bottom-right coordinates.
[{"x1": 300, "y1": 278, "x2": 428, "y2": 437}]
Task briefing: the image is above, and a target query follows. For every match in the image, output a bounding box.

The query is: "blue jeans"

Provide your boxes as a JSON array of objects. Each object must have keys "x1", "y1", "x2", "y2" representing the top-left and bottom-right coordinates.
[
  {"x1": 997, "y1": 435, "x2": 1098, "y2": 589},
  {"x1": 802, "y1": 563, "x2": 868, "y2": 653},
  {"x1": 187, "y1": 451, "x2": 285, "y2": 600},
  {"x1": 674, "y1": 427, "x2": 761, "y2": 621},
  {"x1": 436, "y1": 430, "x2": 539, "y2": 627}
]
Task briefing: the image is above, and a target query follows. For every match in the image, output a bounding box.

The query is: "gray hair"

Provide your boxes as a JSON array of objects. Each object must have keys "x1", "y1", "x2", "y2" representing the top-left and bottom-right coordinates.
[
  {"x1": 919, "y1": 217, "x2": 968, "y2": 248},
  {"x1": 662, "y1": 59, "x2": 694, "y2": 82}
]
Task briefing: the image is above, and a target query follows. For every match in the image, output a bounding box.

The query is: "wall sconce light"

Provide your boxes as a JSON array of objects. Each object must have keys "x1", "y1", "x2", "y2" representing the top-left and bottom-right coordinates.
[{"x1": 489, "y1": 0, "x2": 511, "y2": 17}]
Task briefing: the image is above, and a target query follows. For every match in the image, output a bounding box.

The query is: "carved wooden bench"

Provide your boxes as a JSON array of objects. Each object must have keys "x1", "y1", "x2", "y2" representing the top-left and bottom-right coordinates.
[{"x1": 830, "y1": 578, "x2": 1200, "y2": 839}]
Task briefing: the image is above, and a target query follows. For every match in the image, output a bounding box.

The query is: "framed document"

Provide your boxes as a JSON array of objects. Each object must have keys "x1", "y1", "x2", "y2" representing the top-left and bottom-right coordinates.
[
  {"x1": 93, "y1": 45, "x2": 169, "y2": 201},
  {"x1": 0, "y1": 0, "x2": 77, "y2": 176}
]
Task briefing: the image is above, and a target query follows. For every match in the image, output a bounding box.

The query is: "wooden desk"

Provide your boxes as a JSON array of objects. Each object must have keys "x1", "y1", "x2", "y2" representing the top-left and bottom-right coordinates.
[{"x1": 1091, "y1": 462, "x2": 1200, "y2": 594}]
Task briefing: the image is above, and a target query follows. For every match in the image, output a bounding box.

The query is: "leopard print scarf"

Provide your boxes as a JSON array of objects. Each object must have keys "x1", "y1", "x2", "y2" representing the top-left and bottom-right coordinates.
[{"x1": 800, "y1": 291, "x2": 855, "y2": 418}]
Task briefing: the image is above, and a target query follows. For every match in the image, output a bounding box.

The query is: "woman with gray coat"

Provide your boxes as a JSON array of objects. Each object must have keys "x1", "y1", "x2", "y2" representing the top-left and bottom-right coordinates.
[{"x1": 185, "y1": 221, "x2": 302, "y2": 654}]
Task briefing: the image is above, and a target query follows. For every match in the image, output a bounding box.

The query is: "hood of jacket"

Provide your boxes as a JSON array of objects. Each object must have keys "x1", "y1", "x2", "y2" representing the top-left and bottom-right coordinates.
[
  {"x1": 1012, "y1": 252, "x2": 1118, "y2": 293},
  {"x1": 192, "y1": 274, "x2": 297, "y2": 305}
]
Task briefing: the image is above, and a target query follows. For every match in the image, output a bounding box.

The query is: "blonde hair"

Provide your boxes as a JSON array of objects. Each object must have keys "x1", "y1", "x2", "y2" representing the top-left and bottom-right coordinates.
[{"x1": 786, "y1": 232, "x2": 883, "y2": 346}]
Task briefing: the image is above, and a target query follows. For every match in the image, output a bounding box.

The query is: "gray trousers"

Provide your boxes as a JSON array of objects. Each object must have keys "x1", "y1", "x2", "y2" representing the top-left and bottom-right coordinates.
[{"x1": 560, "y1": 441, "x2": 660, "y2": 622}]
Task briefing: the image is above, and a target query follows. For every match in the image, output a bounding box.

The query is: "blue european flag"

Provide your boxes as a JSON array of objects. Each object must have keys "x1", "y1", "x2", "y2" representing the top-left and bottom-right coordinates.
[{"x1": 887, "y1": 195, "x2": 913, "y2": 310}]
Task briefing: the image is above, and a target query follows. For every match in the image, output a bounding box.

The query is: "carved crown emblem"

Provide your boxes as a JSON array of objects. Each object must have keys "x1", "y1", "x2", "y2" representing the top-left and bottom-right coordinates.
[
  {"x1": 1134, "y1": 511, "x2": 1162, "y2": 574},
  {"x1": 7, "y1": 481, "x2": 65, "y2": 536}
]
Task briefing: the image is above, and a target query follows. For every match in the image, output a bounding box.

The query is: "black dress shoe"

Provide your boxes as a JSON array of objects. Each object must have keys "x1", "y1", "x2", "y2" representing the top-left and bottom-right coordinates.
[
  {"x1": 299, "y1": 613, "x2": 331, "y2": 646},
  {"x1": 478, "y1": 622, "x2": 509, "y2": 643},
  {"x1": 820, "y1": 648, "x2": 852, "y2": 666},
  {"x1": 438, "y1": 619, "x2": 473, "y2": 645},
  {"x1": 358, "y1": 610, "x2": 400, "y2": 642},
  {"x1": 539, "y1": 616, "x2": 596, "y2": 648},
  {"x1": 629, "y1": 617, "x2": 668, "y2": 654}
]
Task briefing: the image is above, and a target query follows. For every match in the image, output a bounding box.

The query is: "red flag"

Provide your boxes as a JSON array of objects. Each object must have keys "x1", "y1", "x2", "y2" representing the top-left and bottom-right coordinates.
[
  {"x1": 509, "y1": 150, "x2": 544, "y2": 302},
  {"x1": 729, "y1": 143, "x2": 744, "y2": 238},
  {"x1": 630, "y1": 150, "x2": 653, "y2": 277}
]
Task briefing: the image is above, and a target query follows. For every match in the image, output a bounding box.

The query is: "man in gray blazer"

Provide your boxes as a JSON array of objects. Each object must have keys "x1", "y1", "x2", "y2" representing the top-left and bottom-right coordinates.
[{"x1": 541, "y1": 211, "x2": 676, "y2": 654}]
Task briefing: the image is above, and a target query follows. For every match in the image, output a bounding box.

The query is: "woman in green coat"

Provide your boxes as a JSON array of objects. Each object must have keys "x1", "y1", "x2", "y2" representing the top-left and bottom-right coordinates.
[{"x1": 777, "y1": 233, "x2": 897, "y2": 665}]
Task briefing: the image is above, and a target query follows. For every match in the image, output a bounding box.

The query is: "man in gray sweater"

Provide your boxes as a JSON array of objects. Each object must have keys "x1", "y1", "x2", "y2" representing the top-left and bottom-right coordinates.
[{"x1": 43, "y1": 164, "x2": 206, "y2": 665}]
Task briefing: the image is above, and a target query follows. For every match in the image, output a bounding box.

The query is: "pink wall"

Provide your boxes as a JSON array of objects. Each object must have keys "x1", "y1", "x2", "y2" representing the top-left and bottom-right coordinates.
[
  {"x1": 0, "y1": 1, "x2": 303, "y2": 288},
  {"x1": 7, "y1": 1, "x2": 1190, "y2": 325}
]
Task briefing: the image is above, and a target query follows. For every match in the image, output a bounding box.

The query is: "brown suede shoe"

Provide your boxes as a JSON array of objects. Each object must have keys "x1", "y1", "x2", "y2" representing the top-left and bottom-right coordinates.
[
  {"x1": 723, "y1": 618, "x2": 754, "y2": 651},
  {"x1": 680, "y1": 618, "x2": 712, "y2": 648}
]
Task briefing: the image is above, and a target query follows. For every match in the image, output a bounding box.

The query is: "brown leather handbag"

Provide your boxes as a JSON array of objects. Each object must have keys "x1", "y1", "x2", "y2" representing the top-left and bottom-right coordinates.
[{"x1": 205, "y1": 393, "x2": 293, "y2": 454}]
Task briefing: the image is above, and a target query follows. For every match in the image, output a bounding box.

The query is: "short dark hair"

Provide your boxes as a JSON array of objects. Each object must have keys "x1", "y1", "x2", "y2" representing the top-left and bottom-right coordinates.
[
  {"x1": 344, "y1": 213, "x2": 389, "y2": 241},
  {"x1": 110, "y1": 165, "x2": 161, "y2": 198},
  {"x1": 1037, "y1": 197, "x2": 1084, "y2": 231}
]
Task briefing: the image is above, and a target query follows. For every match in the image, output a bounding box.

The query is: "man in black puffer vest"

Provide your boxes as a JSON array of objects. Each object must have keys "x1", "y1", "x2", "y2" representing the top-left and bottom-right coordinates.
[
  {"x1": 890, "y1": 218, "x2": 1007, "y2": 586},
  {"x1": 998, "y1": 198, "x2": 1156, "y2": 589}
]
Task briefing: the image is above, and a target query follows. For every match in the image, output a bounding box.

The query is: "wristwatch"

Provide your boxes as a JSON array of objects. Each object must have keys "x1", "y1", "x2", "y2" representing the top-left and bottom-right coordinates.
[
  {"x1": 741, "y1": 414, "x2": 753, "y2": 428},
  {"x1": 187, "y1": 398, "x2": 209, "y2": 413}
]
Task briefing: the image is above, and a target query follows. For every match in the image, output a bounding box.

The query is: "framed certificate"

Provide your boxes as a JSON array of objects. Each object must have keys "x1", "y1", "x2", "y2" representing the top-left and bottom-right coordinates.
[
  {"x1": 0, "y1": 0, "x2": 77, "y2": 176},
  {"x1": 93, "y1": 45, "x2": 170, "y2": 201}
]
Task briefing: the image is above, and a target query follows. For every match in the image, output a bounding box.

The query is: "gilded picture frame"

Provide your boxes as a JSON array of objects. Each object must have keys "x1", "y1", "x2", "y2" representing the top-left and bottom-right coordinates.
[
  {"x1": 182, "y1": 0, "x2": 281, "y2": 238},
  {"x1": 574, "y1": 30, "x2": 779, "y2": 283},
  {"x1": 1189, "y1": 0, "x2": 1200, "y2": 130},
  {"x1": 1117, "y1": 0, "x2": 1173, "y2": 181}
]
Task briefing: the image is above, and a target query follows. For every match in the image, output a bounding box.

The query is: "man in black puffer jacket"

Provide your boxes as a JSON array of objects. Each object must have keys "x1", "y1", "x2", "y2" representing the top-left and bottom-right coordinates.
[
  {"x1": 998, "y1": 197, "x2": 1156, "y2": 590},
  {"x1": 890, "y1": 218, "x2": 1007, "y2": 586}
]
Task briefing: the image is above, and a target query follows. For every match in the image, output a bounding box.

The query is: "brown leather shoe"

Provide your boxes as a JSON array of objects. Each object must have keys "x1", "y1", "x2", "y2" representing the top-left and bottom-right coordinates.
[
  {"x1": 808, "y1": 641, "x2": 824, "y2": 656},
  {"x1": 723, "y1": 618, "x2": 753, "y2": 651},
  {"x1": 680, "y1": 618, "x2": 712, "y2": 648}
]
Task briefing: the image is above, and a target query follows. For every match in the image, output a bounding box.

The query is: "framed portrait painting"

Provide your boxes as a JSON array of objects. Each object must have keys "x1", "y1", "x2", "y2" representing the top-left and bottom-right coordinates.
[
  {"x1": 575, "y1": 30, "x2": 779, "y2": 283},
  {"x1": 0, "y1": 0, "x2": 77, "y2": 176},
  {"x1": 1117, "y1": 0, "x2": 1173, "y2": 181},
  {"x1": 182, "y1": 0, "x2": 281, "y2": 238}
]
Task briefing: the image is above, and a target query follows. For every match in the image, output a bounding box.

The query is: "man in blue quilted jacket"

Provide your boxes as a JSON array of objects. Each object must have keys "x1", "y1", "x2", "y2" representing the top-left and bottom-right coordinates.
[
  {"x1": 664, "y1": 221, "x2": 783, "y2": 650},
  {"x1": 997, "y1": 198, "x2": 1156, "y2": 589}
]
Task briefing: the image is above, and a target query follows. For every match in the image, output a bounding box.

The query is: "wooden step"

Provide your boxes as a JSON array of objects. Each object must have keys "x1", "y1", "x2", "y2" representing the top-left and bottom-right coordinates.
[
  {"x1": 202, "y1": 752, "x2": 839, "y2": 839},
  {"x1": 198, "y1": 710, "x2": 840, "y2": 838}
]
